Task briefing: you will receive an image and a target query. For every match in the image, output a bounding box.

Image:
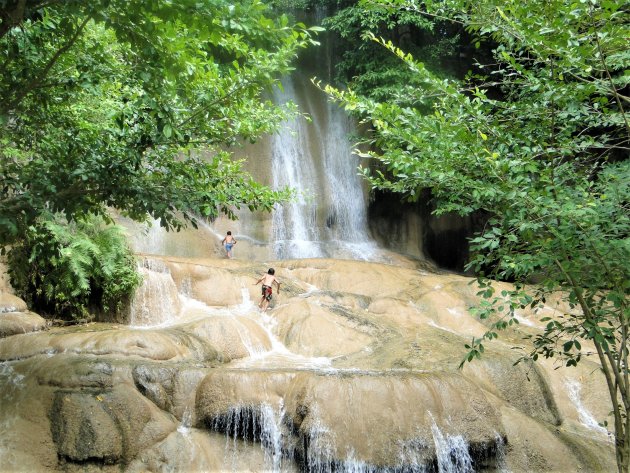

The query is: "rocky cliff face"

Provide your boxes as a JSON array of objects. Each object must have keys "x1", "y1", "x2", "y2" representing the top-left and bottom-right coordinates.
[{"x1": 0, "y1": 256, "x2": 615, "y2": 472}]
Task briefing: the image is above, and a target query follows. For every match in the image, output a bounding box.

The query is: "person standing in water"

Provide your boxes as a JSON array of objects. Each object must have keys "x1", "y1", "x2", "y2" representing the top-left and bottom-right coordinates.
[
  {"x1": 221, "y1": 231, "x2": 237, "y2": 259},
  {"x1": 254, "y1": 268, "x2": 280, "y2": 312}
]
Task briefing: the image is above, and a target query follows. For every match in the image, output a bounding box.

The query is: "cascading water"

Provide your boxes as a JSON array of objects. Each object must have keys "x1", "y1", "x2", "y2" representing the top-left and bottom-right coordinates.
[
  {"x1": 0, "y1": 8, "x2": 616, "y2": 469},
  {"x1": 565, "y1": 379, "x2": 610, "y2": 437},
  {"x1": 270, "y1": 73, "x2": 378, "y2": 260},
  {"x1": 271, "y1": 78, "x2": 322, "y2": 259},
  {"x1": 430, "y1": 420, "x2": 474, "y2": 473},
  {"x1": 212, "y1": 401, "x2": 487, "y2": 473},
  {"x1": 120, "y1": 71, "x2": 383, "y2": 262},
  {"x1": 3, "y1": 250, "x2": 611, "y2": 471},
  {"x1": 213, "y1": 402, "x2": 291, "y2": 472},
  {"x1": 494, "y1": 433, "x2": 509, "y2": 473},
  {"x1": 127, "y1": 263, "x2": 494, "y2": 472},
  {"x1": 129, "y1": 258, "x2": 181, "y2": 327}
]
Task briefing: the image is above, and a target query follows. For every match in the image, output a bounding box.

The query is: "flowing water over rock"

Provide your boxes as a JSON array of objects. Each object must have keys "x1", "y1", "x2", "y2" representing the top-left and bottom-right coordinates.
[
  {"x1": 0, "y1": 37, "x2": 615, "y2": 470},
  {"x1": 0, "y1": 256, "x2": 616, "y2": 472},
  {"x1": 119, "y1": 72, "x2": 388, "y2": 263},
  {"x1": 269, "y1": 75, "x2": 375, "y2": 261}
]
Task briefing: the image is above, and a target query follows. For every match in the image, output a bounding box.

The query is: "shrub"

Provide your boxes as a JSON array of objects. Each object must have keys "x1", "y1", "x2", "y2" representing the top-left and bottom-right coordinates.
[{"x1": 7, "y1": 214, "x2": 142, "y2": 320}]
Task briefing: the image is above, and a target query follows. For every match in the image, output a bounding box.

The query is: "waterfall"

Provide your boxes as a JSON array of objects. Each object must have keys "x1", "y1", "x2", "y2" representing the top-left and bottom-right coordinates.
[
  {"x1": 118, "y1": 71, "x2": 386, "y2": 262},
  {"x1": 270, "y1": 74, "x2": 377, "y2": 260},
  {"x1": 271, "y1": 78, "x2": 322, "y2": 259},
  {"x1": 119, "y1": 80, "x2": 382, "y2": 262},
  {"x1": 430, "y1": 420, "x2": 474, "y2": 473},
  {"x1": 213, "y1": 402, "x2": 290, "y2": 472},
  {"x1": 494, "y1": 432, "x2": 509, "y2": 473},
  {"x1": 210, "y1": 402, "x2": 480, "y2": 473},
  {"x1": 565, "y1": 379, "x2": 610, "y2": 437},
  {"x1": 129, "y1": 258, "x2": 181, "y2": 326}
]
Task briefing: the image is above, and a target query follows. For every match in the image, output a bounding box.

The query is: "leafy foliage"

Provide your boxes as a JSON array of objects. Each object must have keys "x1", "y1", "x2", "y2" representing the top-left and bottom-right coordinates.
[
  {"x1": 321, "y1": 0, "x2": 629, "y2": 470},
  {"x1": 280, "y1": 0, "x2": 465, "y2": 102},
  {"x1": 324, "y1": 3, "x2": 437, "y2": 99},
  {"x1": 0, "y1": 0, "x2": 321, "y2": 320},
  {"x1": 328, "y1": 2, "x2": 470, "y2": 103},
  {"x1": 8, "y1": 214, "x2": 142, "y2": 320},
  {"x1": 0, "y1": 0, "x2": 320, "y2": 246}
]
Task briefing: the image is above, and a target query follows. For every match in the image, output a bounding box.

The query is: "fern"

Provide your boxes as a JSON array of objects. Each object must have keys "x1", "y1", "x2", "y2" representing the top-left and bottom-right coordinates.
[{"x1": 7, "y1": 214, "x2": 141, "y2": 320}]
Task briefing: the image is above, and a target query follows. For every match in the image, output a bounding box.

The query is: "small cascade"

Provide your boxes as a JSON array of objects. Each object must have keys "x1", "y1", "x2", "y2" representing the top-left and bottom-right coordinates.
[
  {"x1": 494, "y1": 432, "x2": 509, "y2": 473},
  {"x1": 304, "y1": 452, "x2": 380, "y2": 473},
  {"x1": 237, "y1": 286, "x2": 255, "y2": 313},
  {"x1": 395, "y1": 438, "x2": 431, "y2": 472},
  {"x1": 565, "y1": 379, "x2": 609, "y2": 436},
  {"x1": 178, "y1": 405, "x2": 194, "y2": 435},
  {"x1": 260, "y1": 402, "x2": 288, "y2": 471},
  {"x1": 233, "y1": 318, "x2": 268, "y2": 357},
  {"x1": 303, "y1": 407, "x2": 338, "y2": 473},
  {"x1": 129, "y1": 258, "x2": 181, "y2": 326},
  {"x1": 213, "y1": 402, "x2": 291, "y2": 472},
  {"x1": 179, "y1": 276, "x2": 193, "y2": 298},
  {"x1": 122, "y1": 216, "x2": 217, "y2": 258},
  {"x1": 128, "y1": 218, "x2": 166, "y2": 254},
  {"x1": 430, "y1": 420, "x2": 474, "y2": 473},
  {"x1": 231, "y1": 308, "x2": 333, "y2": 370}
]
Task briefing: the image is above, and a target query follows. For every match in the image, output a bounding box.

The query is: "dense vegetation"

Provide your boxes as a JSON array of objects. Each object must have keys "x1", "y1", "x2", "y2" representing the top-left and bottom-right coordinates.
[
  {"x1": 275, "y1": 0, "x2": 471, "y2": 99},
  {"x1": 2, "y1": 0, "x2": 628, "y2": 468},
  {"x1": 0, "y1": 0, "x2": 318, "y2": 318},
  {"x1": 8, "y1": 215, "x2": 142, "y2": 319},
  {"x1": 321, "y1": 0, "x2": 629, "y2": 470}
]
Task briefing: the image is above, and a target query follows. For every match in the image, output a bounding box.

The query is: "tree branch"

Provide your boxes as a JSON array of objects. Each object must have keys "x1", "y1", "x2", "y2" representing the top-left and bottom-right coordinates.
[
  {"x1": 4, "y1": 13, "x2": 91, "y2": 113},
  {"x1": 0, "y1": 0, "x2": 27, "y2": 40},
  {"x1": 589, "y1": 4, "x2": 630, "y2": 139}
]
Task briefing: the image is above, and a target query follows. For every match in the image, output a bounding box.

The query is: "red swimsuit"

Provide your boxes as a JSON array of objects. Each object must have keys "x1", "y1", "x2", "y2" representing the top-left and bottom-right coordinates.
[{"x1": 261, "y1": 284, "x2": 273, "y2": 301}]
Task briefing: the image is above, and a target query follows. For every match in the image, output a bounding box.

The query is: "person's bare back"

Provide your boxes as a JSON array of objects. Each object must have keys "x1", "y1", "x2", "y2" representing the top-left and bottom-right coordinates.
[
  {"x1": 221, "y1": 231, "x2": 237, "y2": 258},
  {"x1": 254, "y1": 268, "x2": 280, "y2": 311},
  {"x1": 259, "y1": 273, "x2": 278, "y2": 287}
]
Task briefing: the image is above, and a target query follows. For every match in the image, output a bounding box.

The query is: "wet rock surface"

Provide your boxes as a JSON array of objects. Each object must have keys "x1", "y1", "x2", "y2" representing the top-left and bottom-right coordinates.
[
  {"x1": 0, "y1": 256, "x2": 616, "y2": 472},
  {"x1": 0, "y1": 290, "x2": 47, "y2": 338},
  {"x1": 0, "y1": 310, "x2": 47, "y2": 338},
  {"x1": 0, "y1": 292, "x2": 28, "y2": 313}
]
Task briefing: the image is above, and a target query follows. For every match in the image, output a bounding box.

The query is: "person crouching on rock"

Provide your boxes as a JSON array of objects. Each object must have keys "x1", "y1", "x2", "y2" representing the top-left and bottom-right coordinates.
[{"x1": 255, "y1": 268, "x2": 280, "y2": 312}]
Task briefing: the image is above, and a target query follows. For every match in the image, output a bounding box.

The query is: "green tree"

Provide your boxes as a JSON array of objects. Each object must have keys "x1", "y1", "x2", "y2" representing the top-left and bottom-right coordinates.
[
  {"x1": 279, "y1": 0, "x2": 466, "y2": 101},
  {"x1": 0, "y1": 0, "x2": 320, "y2": 245},
  {"x1": 321, "y1": 0, "x2": 629, "y2": 470},
  {"x1": 271, "y1": 0, "x2": 472, "y2": 103}
]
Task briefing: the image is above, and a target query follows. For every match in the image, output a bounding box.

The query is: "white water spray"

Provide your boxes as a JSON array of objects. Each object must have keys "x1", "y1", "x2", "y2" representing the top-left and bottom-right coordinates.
[
  {"x1": 270, "y1": 74, "x2": 377, "y2": 260},
  {"x1": 215, "y1": 401, "x2": 290, "y2": 472},
  {"x1": 129, "y1": 258, "x2": 181, "y2": 327},
  {"x1": 565, "y1": 379, "x2": 609, "y2": 436},
  {"x1": 430, "y1": 419, "x2": 474, "y2": 473}
]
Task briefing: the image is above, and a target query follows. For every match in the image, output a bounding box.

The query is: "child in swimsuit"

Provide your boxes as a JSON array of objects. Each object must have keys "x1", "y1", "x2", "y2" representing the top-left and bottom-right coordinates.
[
  {"x1": 221, "y1": 231, "x2": 237, "y2": 259},
  {"x1": 254, "y1": 268, "x2": 281, "y2": 312}
]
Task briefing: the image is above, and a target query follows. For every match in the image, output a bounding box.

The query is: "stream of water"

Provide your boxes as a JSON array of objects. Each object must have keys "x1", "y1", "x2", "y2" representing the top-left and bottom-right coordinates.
[{"x1": 124, "y1": 263, "x2": 484, "y2": 472}]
